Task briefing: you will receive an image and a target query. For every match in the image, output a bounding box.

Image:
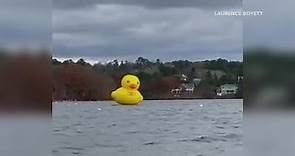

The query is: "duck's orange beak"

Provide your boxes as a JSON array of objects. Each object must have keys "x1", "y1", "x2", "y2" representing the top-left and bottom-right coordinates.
[{"x1": 129, "y1": 84, "x2": 137, "y2": 89}]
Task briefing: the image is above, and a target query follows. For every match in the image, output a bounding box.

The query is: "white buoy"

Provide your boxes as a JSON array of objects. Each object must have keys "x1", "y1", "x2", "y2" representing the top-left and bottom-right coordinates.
[
  {"x1": 97, "y1": 108, "x2": 102, "y2": 111},
  {"x1": 200, "y1": 104, "x2": 203, "y2": 107}
]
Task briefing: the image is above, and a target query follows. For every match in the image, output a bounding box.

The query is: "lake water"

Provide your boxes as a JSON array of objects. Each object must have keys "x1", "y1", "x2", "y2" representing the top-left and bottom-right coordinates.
[{"x1": 52, "y1": 99, "x2": 243, "y2": 156}]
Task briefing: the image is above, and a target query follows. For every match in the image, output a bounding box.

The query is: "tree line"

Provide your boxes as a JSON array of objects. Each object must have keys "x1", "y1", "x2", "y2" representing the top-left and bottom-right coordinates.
[
  {"x1": 52, "y1": 57, "x2": 243, "y2": 101},
  {"x1": 0, "y1": 51, "x2": 242, "y2": 112}
]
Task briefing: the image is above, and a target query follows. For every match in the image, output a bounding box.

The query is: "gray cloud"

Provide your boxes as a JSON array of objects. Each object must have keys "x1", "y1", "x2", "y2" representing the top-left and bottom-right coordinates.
[
  {"x1": 244, "y1": 0, "x2": 295, "y2": 50},
  {"x1": 53, "y1": 2, "x2": 242, "y2": 62},
  {"x1": 53, "y1": 0, "x2": 241, "y2": 10},
  {"x1": 0, "y1": 0, "x2": 51, "y2": 48}
]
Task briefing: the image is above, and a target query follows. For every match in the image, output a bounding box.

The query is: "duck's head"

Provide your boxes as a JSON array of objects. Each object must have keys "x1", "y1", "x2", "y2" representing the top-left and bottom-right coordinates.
[{"x1": 121, "y1": 74, "x2": 140, "y2": 90}]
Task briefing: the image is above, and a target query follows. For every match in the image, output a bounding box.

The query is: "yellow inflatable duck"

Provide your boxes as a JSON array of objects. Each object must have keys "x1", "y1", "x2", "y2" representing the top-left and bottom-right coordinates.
[{"x1": 111, "y1": 74, "x2": 143, "y2": 105}]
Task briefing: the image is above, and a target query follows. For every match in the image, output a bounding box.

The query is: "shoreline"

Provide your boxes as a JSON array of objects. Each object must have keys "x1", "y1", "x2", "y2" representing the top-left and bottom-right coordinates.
[{"x1": 53, "y1": 97, "x2": 243, "y2": 102}]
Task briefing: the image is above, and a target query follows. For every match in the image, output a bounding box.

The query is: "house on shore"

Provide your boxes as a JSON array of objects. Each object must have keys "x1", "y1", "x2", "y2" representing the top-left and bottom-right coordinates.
[
  {"x1": 181, "y1": 83, "x2": 195, "y2": 94},
  {"x1": 170, "y1": 76, "x2": 202, "y2": 96},
  {"x1": 216, "y1": 84, "x2": 238, "y2": 96}
]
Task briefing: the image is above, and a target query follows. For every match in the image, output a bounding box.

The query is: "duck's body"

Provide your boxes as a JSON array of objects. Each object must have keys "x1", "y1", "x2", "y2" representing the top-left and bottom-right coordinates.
[
  {"x1": 111, "y1": 87, "x2": 143, "y2": 105},
  {"x1": 111, "y1": 74, "x2": 143, "y2": 105}
]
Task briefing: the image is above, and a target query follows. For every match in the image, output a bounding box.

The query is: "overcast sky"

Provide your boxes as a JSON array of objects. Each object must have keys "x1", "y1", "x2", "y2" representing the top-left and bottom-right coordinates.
[
  {"x1": 244, "y1": 0, "x2": 295, "y2": 51},
  {"x1": 53, "y1": 0, "x2": 243, "y2": 63},
  {"x1": 0, "y1": 0, "x2": 295, "y2": 62},
  {"x1": 0, "y1": 0, "x2": 51, "y2": 48},
  {"x1": 1, "y1": 0, "x2": 293, "y2": 62}
]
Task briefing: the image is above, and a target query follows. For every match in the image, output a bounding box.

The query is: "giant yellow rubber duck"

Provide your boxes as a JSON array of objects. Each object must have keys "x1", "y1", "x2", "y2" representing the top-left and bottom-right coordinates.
[{"x1": 111, "y1": 74, "x2": 143, "y2": 105}]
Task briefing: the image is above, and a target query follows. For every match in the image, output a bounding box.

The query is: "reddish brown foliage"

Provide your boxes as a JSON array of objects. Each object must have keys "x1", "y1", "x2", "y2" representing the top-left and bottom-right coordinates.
[
  {"x1": 147, "y1": 76, "x2": 181, "y2": 93},
  {"x1": 0, "y1": 54, "x2": 52, "y2": 113},
  {"x1": 52, "y1": 63, "x2": 115, "y2": 101}
]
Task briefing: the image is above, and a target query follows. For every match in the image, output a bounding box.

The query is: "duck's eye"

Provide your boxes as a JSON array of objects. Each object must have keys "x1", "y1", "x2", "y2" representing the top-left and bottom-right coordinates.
[
  {"x1": 127, "y1": 80, "x2": 130, "y2": 83},
  {"x1": 137, "y1": 82, "x2": 139, "y2": 84}
]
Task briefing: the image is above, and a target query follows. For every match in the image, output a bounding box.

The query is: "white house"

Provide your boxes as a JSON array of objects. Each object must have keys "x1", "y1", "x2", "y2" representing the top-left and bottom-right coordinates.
[
  {"x1": 170, "y1": 77, "x2": 202, "y2": 96},
  {"x1": 192, "y1": 78, "x2": 201, "y2": 87},
  {"x1": 182, "y1": 83, "x2": 195, "y2": 94},
  {"x1": 171, "y1": 88, "x2": 182, "y2": 94},
  {"x1": 217, "y1": 84, "x2": 238, "y2": 96},
  {"x1": 181, "y1": 74, "x2": 188, "y2": 82}
]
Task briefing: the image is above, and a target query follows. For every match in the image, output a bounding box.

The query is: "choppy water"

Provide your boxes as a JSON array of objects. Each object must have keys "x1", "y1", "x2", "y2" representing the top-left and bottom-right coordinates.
[{"x1": 52, "y1": 99, "x2": 243, "y2": 156}]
